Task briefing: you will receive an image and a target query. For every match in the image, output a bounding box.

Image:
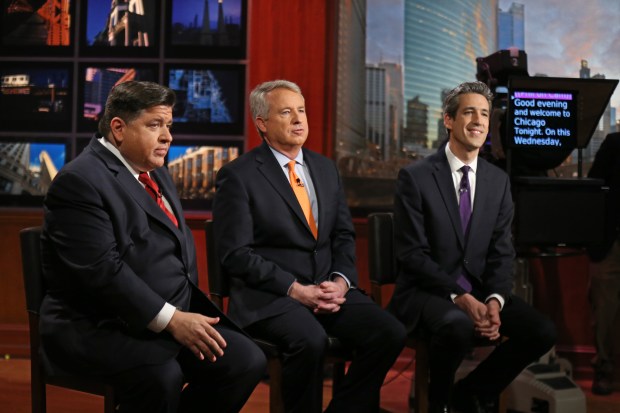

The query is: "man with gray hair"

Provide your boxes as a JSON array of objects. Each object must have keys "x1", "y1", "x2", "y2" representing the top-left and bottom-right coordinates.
[
  {"x1": 389, "y1": 81, "x2": 556, "y2": 413},
  {"x1": 213, "y1": 79, "x2": 406, "y2": 413}
]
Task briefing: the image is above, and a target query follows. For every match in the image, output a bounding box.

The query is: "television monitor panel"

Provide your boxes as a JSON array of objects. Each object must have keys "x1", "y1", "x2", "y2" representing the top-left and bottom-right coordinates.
[
  {"x1": 0, "y1": 137, "x2": 69, "y2": 207},
  {"x1": 75, "y1": 136, "x2": 92, "y2": 157},
  {"x1": 0, "y1": 0, "x2": 74, "y2": 56},
  {"x1": 505, "y1": 76, "x2": 618, "y2": 176},
  {"x1": 80, "y1": 0, "x2": 160, "y2": 57},
  {"x1": 166, "y1": 0, "x2": 247, "y2": 59},
  {"x1": 166, "y1": 139, "x2": 242, "y2": 211},
  {"x1": 506, "y1": 89, "x2": 578, "y2": 150},
  {"x1": 165, "y1": 64, "x2": 245, "y2": 135},
  {"x1": 0, "y1": 62, "x2": 72, "y2": 131},
  {"x1": 77, "y1": 64, "x2": 158, "y2": 132}
]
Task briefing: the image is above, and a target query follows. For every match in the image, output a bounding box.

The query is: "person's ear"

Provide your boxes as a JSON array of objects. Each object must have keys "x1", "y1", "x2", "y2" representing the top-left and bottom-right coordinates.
[
  {"x1": 256, "y1": 117, "x2": 267, "y2": 134},
  {"x1": 110, "y1": 117, "x2": 125, "y2": 143},
  {"x1": 443, "y1": 113, "x2": 453, "y2": 131}
]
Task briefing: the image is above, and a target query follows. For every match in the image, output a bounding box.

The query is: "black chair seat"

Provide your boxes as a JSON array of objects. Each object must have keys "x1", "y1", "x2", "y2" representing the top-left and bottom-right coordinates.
[{"x1": 20, "y1": 226, "x2": 116, "y2": 413}]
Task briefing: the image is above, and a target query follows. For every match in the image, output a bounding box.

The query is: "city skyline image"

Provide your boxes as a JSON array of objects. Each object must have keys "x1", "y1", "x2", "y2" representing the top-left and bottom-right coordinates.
[{"x1": 367, "y1": 0, "x2": 620, "y2": 148}]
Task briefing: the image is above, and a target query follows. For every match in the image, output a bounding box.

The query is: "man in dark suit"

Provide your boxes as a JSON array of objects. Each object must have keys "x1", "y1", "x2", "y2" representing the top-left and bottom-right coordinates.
[
  {"x1": 389, "y1": 81, "x2": 556, "y2": 413},
  {"x1": 587, "y1": 131, "x2": 620, "y2": 395},
  {"x1": 40, "y1": 81, "x2": 266, "y2": 413},
  {"x1": 213, "y1": 79, "x2": 406, "y2": 413}
]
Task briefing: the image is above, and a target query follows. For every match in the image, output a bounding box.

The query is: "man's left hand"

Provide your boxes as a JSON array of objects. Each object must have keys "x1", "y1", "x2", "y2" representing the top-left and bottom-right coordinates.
[{"x1": 315, "y1": 279, "x2": 348, "y2": 314}]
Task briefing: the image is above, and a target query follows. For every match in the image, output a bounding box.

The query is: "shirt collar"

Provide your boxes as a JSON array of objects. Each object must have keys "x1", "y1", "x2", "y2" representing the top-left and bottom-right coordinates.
[
  {"x1": 444, "y1": 142, "x2": 477, "y2": 174},
  {"x1": 98, "y1": 135, "x2": 142, "y2": 177},
  {"x1": 268, "y1": 145, "x2": 305, "y2": 168}
]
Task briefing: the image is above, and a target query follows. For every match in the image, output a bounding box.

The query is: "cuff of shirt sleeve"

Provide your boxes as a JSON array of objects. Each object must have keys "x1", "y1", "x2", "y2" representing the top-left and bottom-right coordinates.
[
  {"x1": 147, "y1": 302, "x2": 176, "y2": 333},
  {"x1": 287, "y1": 280, "x2": 297, "y2": 296},
  {"x1": 485, "y1": 293, "x2": 505, "y2": 310},
  {"x1": 330, "y1": 272, "x2": 352, "y2": 289}
]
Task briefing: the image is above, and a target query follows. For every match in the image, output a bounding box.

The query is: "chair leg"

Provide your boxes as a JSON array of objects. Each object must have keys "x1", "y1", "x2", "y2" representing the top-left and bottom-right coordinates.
[
  {"x1": 31, "y1": 364, "x2": 46, "y2": 413},
  {"x1": 414, "y1": 342, "x2": 429, "y2": 413},
  {"x1": 267, "y1": 357, "x2": 285, "y2": 413},
  {"x1": 103, "y1": 385, "x2": 116, "y2": 413},
  {"x1": 497, "y1": 389, "x2": 508, "y2": 413},
  {"x1": 331, "y1": 361, "x2": 346, "y2": 398}
]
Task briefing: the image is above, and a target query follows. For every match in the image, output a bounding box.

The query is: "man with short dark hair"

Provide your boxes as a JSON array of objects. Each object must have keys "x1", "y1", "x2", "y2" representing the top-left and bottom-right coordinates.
[
  {"x1": 389, "y1": 81, "x2": 557, "y2": 413},
  {"x1": 41, "y1": 81, "x2": 265, "y2": 413}
]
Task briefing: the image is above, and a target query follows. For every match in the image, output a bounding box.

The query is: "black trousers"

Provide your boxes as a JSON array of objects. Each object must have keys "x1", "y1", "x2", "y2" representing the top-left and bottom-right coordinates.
[
  {"x1": 111, "y1": 324, "x2": 266, "y2": 413},
  {"x1": 420, "y1": 292, "x2": 557, "y2": 404},
  {"x1": 246, "y1": 293, "x2": 407, "y2": 413}
]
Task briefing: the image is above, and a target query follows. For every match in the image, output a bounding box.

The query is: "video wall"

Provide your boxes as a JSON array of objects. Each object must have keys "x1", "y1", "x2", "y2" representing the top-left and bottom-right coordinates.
[{"x1": 0, "y1": 0, "x2": 247, "y2": 210}]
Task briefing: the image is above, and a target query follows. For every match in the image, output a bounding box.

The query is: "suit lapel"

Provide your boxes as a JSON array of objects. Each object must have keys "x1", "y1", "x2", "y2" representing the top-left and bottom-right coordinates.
[
  {"x1": 431, "y1": 152, "x2": 466, "y2": 247},
  {"x1": 90, "y1": 138, "x2": 184, "y2": 242},
  {"x1": 303, "y1": 150, "x2": 325, "y2": 240},
  {"x1": 468, "y1": 159, "x2": 489, "y2": 245}
]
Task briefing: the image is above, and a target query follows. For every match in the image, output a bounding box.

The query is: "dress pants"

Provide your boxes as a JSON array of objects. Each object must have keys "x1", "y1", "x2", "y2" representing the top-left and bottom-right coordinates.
[
  {"x1": 420, "y1": 291, "x2": 556, "y2": 405},
  {"x1": 110, "y1": 324, "x2": 266, "y2": 413},
  {"x1": 246, "y1": 293, "x2": 407, "y2": 413}
]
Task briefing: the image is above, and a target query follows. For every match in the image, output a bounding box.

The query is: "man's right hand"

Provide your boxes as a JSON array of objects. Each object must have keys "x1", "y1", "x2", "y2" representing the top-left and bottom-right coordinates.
[
  {"x1": 288, "y1": 281, "x2": 346, "y2": 314},
  {"x1": 165, "y1": 310, "x2": 227, "y2": 362},
  {"x1": 453, "y1": 293, "x2": 494, "y2": 337}
]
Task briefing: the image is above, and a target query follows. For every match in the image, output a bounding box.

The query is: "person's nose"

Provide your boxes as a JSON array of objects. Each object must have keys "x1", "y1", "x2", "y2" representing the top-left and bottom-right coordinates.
[
  {"x1": 472, "y1": 112, "x2": 483, "y2": 125},
  {"x1": 161, "y1": 127, "x2": 173, "y2": 142},
  {"x1": 292, "y1": 110, "x2": 302, "y2": 124}
]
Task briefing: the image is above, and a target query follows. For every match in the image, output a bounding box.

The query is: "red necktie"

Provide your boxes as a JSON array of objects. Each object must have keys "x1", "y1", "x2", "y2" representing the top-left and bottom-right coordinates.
[
  {"x1": 287, "y1": 160, "x2": 318, "y2": 238},
  {"x1": 138, "y1": 172, "x2": 178, "y2": 227}
]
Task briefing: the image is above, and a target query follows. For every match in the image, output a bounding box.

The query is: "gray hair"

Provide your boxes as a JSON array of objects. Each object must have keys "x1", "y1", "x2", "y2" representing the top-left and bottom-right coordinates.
[
  {"x1": 249, "y1": 80, "x2": 303, "y2": 138},
  {"x1": 442, "y1": 81, "x2": 493, "y2": 120},
  {"x1": 98, "y1": 81, "x2": 175, "y2": 137}
]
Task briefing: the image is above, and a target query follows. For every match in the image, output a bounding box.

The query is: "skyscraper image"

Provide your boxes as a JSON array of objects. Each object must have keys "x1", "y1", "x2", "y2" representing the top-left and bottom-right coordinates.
[
  {"x1": 498, "y1": 2, "x2": 524, "y2": 50},
  {"x1": 403, "y1": 0, "x2": 497, "y2": 146}
]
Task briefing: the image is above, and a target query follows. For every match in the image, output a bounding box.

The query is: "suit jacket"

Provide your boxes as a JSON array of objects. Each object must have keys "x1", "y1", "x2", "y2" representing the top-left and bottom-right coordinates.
[
  {"x1": 40, "y1": 135, "x2": 228, "y2": 376},
  {"x1": 388, "y1": 148, "x2": 515, "y2": 333},
  {"x1": 587, "y1": 132, "x2": 620, "y2": 261},
  {"x1": 212, "y1": 142, "x2": 370, "y2": 328}
]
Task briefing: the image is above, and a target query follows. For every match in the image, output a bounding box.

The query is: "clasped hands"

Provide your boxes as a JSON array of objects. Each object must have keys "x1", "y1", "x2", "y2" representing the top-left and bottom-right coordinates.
[
  {"x1": 289, "y1": 278, "x2": 348, "y2": 314},
  {"x1": 453, "y1": 293, "x2": 501, "y2": 341}
]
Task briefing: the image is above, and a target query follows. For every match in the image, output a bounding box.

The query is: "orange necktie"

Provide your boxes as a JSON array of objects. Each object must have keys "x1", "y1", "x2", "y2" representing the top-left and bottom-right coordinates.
[
  {"x1": 138, "y1": 172, "x2": 179, "y2": 227},
  {"x1": 287, "y1": 160, "x2": 317, "y2": 238}
]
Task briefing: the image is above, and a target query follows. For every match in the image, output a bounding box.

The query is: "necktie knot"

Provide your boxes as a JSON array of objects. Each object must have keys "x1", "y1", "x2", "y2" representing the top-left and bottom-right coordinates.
[
  {"x1": 138, "y1": 172, "x2": 178, "y2": 227},
  {"x1": 139, "y1": 172, "x2": 162, "y2": 199},
  {"x1": 459, "y1": 165, "x2": 471, "y2": 192}
]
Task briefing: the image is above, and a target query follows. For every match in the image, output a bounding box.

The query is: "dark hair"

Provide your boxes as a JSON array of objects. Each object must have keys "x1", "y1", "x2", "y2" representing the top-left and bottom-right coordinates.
[
  {"x1": 442, "y1": 81, "x2": 493, "y2": 120},
  {"x1": 98, "y1": 81, "x2": 176, "y2": 137}
]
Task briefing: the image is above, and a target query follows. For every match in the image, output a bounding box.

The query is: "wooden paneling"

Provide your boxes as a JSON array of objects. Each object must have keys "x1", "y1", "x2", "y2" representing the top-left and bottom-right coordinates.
[
  {"x1": 0, "y1": 209, "x2": 43, "y2": 357},
  {"x1": 0, "y1": 210, "x2": 43, "y2": 325},
  {"x1": 528, "y1": 252, "x2": 598, "y2": 378}
]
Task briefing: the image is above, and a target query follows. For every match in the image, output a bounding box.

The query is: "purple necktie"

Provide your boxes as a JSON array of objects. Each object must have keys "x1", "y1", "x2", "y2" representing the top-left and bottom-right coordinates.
[
  {"x1": 457, "y1": 165, "x2": 472, "y2": 292},
  {"x1": 459, "y1": 165, "x2": 472, "y2": 236}
]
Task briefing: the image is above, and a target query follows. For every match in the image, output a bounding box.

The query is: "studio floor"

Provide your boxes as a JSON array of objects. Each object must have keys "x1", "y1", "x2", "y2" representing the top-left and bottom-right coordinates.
[{"x1": 0, "y1": 348, "x2": 618, "y2": 413}]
